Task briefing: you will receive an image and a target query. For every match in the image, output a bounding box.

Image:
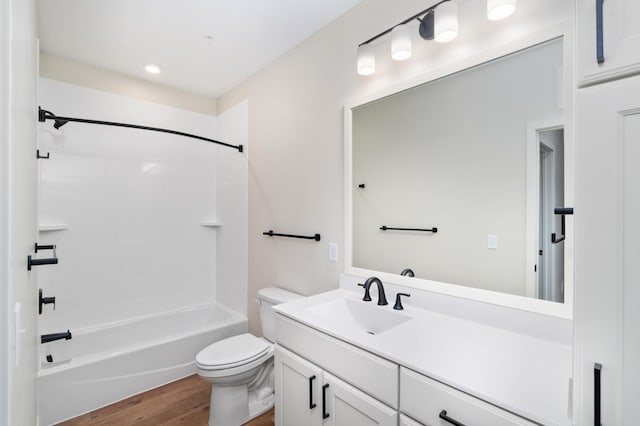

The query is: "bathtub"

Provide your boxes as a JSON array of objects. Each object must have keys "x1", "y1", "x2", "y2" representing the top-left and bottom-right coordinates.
[{"x1": 37, "y1": 303, "x2": 247, "y2": 425}]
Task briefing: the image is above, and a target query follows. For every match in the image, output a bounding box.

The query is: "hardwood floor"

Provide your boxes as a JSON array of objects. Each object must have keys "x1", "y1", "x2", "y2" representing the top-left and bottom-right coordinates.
[{"x1": 57, "y1": 375, "x2": 275, "y2": 426}]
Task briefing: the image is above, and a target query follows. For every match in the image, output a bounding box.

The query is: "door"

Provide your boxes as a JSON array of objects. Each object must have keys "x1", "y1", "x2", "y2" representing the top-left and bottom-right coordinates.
[
  {"x1": 538, "y1": 129, "x2": 565, "y2": 302},
  {"x1": 577, "y1": 0, "x2": 640, "y2": 85},
  {"x1": 575, "y1": 74, "x2": 640, "y2": 425},
  {"x1": 275, "y1": 345, "x2": 323, "y2": 426},
  {"x1": 322, "y1": 372, "x2": 397, "y2": 426}
]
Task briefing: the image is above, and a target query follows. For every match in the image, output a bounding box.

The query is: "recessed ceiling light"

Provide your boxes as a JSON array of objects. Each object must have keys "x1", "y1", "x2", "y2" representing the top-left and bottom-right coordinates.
[{"x1": 144, "y1": 64, "x2": 161, "y2": 74}]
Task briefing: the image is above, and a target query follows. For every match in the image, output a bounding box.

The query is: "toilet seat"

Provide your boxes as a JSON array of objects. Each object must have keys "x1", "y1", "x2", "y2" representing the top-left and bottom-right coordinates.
[{"x1": 196, "y1": 334, "x2": 273, "y2": 374}]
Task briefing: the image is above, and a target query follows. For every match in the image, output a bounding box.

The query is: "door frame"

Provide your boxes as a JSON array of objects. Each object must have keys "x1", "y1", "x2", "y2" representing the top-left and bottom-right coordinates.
[{"x1": 525, "y1": 118, "x2": 564, "y2": 299}]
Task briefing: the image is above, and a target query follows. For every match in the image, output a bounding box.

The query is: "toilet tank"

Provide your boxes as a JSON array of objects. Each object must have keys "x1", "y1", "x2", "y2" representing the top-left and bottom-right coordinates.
[{"x1": 257, "y1": 287, "x2": 304, "y2": 342}]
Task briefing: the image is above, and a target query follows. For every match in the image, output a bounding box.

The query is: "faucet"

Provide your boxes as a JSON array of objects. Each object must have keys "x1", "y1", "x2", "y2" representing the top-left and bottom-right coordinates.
[
  {"x1": 358, "y1": 277, "x2": 388, "y2": 306},
  {"x1": 400, "y1": 268, "x2": 415, "y2": 277},
  {"x1": 41, "y1": 330, "x2": 72, "y2": 344}
]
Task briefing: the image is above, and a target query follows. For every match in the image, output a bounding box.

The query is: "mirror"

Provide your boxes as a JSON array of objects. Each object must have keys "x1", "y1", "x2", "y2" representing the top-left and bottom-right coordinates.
[{"x1": 349, "y1": 38, "x2": 571, "y2": 308}]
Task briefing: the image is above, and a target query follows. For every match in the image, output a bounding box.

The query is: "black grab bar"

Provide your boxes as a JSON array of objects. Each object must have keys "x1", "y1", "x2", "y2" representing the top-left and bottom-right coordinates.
[{"x1": 262, "y1": 230, "x2": 321, "y2": 241}]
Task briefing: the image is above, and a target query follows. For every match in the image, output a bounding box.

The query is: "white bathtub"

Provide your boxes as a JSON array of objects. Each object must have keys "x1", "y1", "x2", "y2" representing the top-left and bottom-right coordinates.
[{"x1": 37, "y1": 303, "x2": 247, "y2": 425}]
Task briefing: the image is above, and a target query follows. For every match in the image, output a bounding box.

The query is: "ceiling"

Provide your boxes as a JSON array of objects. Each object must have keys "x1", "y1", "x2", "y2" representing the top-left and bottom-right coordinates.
[{"x1": 37, "y1": 0, "x2": 364, "y2": 98}]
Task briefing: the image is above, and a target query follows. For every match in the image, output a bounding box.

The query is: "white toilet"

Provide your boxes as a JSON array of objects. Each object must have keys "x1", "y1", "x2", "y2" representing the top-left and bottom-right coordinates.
[{"x1": 196, "y1": 287, "x2": 303, "y2": 426}]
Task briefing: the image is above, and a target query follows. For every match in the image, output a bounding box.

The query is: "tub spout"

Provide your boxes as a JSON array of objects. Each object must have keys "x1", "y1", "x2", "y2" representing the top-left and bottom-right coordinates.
[{"x1": 41, "y1": 330, "x2": 72, "y2": 344}]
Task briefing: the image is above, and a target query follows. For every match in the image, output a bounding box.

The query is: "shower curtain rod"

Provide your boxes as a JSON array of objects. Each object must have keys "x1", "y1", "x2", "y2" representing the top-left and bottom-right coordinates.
[{"x1": 38, "y1": 107, "x2": 243, "y2": 153}]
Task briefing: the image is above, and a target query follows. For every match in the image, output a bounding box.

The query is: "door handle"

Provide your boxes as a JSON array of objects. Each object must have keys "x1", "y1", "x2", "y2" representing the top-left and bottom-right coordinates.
[
  {"x1": 596, "y1": 0, "x2": 604, "y2": 64},
  {"x1": 439, "y1": 409, "x2": 466, "y2": 426},
  {"x1": 308, "y1": 375, "x2": 316, "y2": 409},
  {"x1": 594, "y1": 363, "x2": 602, "y2": 426},
  {"x1": 322, "y1": 383, "x2": 330, "y2": 419}
]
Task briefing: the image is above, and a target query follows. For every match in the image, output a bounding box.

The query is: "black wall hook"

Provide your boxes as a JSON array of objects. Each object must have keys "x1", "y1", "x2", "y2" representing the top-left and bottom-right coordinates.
[{"x1": 37, "y1": 149, "x2": 50, "y2": 159}]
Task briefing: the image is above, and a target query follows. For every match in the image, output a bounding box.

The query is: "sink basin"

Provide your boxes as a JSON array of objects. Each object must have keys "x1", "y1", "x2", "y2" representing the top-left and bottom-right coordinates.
[{"x1": 307, "y1": 298, "x2": 411, "y2": 335}]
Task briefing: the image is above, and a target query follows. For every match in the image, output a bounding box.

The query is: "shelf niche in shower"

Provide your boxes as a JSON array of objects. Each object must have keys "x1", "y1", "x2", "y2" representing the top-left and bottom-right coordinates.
[{"x1": 38, "y1": 224, "x2": 69, "y2": 232}]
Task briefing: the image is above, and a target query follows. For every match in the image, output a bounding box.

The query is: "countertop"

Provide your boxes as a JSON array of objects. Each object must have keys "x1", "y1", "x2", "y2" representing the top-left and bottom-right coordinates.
[{"x1": 274, "y1": 287, "x2": 572, "y2": 426}]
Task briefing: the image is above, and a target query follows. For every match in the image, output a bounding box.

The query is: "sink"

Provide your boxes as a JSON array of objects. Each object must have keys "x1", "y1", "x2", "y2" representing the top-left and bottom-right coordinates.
[{"x1": 307, "y1": 298, "x2": 411, "y2": 335}]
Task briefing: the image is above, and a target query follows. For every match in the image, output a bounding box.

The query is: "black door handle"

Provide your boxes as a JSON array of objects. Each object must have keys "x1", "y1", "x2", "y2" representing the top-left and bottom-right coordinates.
[
  {"x1": 594, "y1": 363, "x2": 602, "y2": 426},
  {"x1": 308, "y1": 375, "x2": 316, "y2": 409},
  {"x1": 439, "y1": 409, "x2": 466, "y2": 426},
  {"x1": 596, "y1": 0, "x2": 604, "y2": 64},
  {"x1": 322, "y1": 383, "x2": 330, "y2": 419}
]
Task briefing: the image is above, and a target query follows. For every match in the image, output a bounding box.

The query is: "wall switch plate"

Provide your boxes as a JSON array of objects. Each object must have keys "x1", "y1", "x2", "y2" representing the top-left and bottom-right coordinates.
[
  {"x1": 328, "y1": 243, "x2": 338, "y2": 262},
  {"x1": 487, "y1": 234, "x2": 498, "y2": 250}
]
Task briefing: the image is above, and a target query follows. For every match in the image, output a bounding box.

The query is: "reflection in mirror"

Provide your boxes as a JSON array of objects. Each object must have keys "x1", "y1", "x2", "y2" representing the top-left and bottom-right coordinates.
[{"x1": 351, "y1": 38, "x2": 567, "y2": 303}]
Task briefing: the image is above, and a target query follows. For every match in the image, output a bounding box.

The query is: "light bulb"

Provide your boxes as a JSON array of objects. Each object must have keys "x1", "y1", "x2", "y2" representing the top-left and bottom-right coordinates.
[
  {"x1": 357, "y1": 44, "x2": 376, "y2": 76},
  {"x1": 144, "y1": 64, "x2": 161, "y2": 74},
  {"x1": 435, "y1": 1, "x2": 459, "y2": 43},
  {"x1": 487, "y1": 0, "x2": 516, "y2": 21},
  {"x1": 391, "y1": 25, "x2": 412, "y2": 61}
]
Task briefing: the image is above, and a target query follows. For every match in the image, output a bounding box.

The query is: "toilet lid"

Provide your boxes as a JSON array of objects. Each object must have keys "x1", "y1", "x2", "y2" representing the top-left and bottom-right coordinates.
[{"x1": 196, "y1": 334, "x2": 272, "y2": 370}]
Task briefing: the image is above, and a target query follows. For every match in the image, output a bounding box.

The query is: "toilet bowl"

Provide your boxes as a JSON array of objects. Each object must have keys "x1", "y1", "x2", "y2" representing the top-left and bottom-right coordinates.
[{"x1": 196, "y1": 287, "x2": 303, "y2": 426}]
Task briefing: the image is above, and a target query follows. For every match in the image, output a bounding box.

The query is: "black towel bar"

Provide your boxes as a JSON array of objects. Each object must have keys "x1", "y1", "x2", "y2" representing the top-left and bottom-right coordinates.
[{"x1": 262, "y1": 230, "x2": 321, "y2": 241}]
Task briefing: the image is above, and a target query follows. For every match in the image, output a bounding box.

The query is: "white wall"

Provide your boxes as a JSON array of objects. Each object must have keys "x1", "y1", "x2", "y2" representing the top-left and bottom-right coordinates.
[
  {"x1": 37, "y1": 79, "x2": 221, "y2": 334},
  {"x1": 3, "y1": 0, "x2": 39, "y2": 424},
  {"x1": 215, "y1": 100, "x2": 249, "y2": 315},
  {"x1": 218, "y1": 0, "x2": 573, "y2": 333},
  {"x1": 351, "y1": 40, "x2": 563, "y2": 297}
]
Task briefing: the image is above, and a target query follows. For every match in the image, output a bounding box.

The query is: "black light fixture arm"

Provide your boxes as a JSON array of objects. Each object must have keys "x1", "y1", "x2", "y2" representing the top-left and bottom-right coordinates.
[
  {"x1": 38, "y1": 107, "x2": 243, "y2": 153},
  {"x1": 358, "y1": 0, "x2": 450, "y2": 47}
]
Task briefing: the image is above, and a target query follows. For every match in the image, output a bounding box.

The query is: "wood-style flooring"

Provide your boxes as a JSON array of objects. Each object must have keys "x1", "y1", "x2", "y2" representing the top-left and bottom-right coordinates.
[{"x1": 57, "y1": 374, "x2": 274, "y2": 426}]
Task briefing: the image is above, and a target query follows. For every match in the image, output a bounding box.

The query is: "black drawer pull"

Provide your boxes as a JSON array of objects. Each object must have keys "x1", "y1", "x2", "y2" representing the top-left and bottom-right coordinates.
[
  {"x1": 308, "y1": 375, "x2": 317, "y2": 409},
  {"x1": 322, "y1": 383, "x2": 330, "y2": 419},
  {"x1": 595, "y1": 363, "x2": 602, "y2": 426},
  {"x1": 439, "y1": 410, "x2": 466, "y2": 426}
]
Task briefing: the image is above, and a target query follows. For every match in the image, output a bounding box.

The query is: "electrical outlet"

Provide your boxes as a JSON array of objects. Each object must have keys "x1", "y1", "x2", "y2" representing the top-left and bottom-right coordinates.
[{"x1": 488, "y1": 234, "x2": 498, "y2": 250}]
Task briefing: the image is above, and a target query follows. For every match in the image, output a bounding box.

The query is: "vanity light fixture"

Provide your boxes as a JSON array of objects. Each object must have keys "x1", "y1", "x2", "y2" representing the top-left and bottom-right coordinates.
[
  {"x1": 434, "y1": 1, "x2": 459, "y2": 43},
  {"x1": 391, "y1": 24, "x2": 412, "y2": 61},
  {"x1": 356, "y1": 0, "x2": 515, "y2": 76},
  {"x1": 357, "y1": 44, "x2": 376, "y2": 75},
  {"x1": 487, "y1": 0, "x2": 517, "y2": 21}
]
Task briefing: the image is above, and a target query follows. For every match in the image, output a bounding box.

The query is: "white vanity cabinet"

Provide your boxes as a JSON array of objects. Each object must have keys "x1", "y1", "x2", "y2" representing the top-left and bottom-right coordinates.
[
  {"x1": 574, "y1": 75, "x2": 640, "y2": 425},
  {"x1": 275, "y1": 345, "x2": 398, "y2": 426},
  {"x1": 577, "y1": 0, "x2": 640, "y2": 85}
]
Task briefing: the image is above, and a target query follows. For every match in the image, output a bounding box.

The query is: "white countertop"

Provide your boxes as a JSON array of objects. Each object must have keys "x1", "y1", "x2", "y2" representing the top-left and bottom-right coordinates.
[{"x1": 274, "y1": 287, "x2": 572, "y2": 426}]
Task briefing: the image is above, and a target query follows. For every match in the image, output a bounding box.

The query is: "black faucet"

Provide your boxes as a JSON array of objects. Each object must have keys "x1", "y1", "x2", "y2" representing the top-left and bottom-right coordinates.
[
  {"x1": 41, "y1": 330, "x2": 72, "y2": 344},
  {"x1": 358, "y1": 277, "x2": 388, "y2": 306},
  {"x1": 400, "y1": 268, "x2": 415, "y2": 277},
  {"x1": 394, "y1": 293, "x2": 411, "y2": 310}
]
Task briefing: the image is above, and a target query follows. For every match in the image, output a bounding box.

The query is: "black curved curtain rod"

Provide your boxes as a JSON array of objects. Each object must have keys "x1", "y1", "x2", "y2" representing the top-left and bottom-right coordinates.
[{"x1": 38, "y1": 107, "x2": 243, "y2": 153}]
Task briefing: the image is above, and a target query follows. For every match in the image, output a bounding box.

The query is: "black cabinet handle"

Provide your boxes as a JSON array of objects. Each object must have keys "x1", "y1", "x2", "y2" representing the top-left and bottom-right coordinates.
[
  {"x1": 594, "y1": 363, "x2": 602, "y2": 426},
  {"x1": 322, "y1": 383, "x2": 330, "y2": 419},
  {"x1": 308, "y1": 375, "x2": 317, "y2": 409},
  {"x1": 439, "y1": 410, "x2": 466, "y2": 426},
  {"x1": 596, "y1": 0, "x2": 604, "y2": 64}
]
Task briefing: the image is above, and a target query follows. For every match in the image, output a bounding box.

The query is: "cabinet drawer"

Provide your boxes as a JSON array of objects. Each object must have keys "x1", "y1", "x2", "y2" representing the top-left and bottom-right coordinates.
[
  {"x1": 400, "y1": 368, "x2": 536, "y2": 426},
  {"x1": 276, "y1": 314, "x2": 399, "y2": 408}
]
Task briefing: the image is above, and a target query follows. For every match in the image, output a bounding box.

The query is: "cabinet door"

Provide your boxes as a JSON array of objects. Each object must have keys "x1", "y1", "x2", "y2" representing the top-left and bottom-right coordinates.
[
  {"x1": 575, "y1": 75, "x2": 640, "y2": 425},
  {"x1": 577, "y1": 0, "x2": 640, "y2": 85},
  {"x1": 322, "y1": 372, "x2": 397, "y2": 426},
  {"x1": 275, "y1": 345, "x2": 323, "y2": 426}
]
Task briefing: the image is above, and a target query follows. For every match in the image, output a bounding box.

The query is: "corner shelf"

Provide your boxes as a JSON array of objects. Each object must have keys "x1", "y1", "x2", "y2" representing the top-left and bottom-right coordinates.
[
  {"x1": 38, "y1": 224, "x2": 69, "y2": 232},
  {"x1": 200, "y1": 220, "x2": 223, "y2": 228}
]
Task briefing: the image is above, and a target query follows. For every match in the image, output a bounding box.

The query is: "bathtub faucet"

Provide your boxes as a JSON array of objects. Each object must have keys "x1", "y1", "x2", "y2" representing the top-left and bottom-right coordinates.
[{"x1": 41, "y1": 330, "x2": 72, "y2": 344}]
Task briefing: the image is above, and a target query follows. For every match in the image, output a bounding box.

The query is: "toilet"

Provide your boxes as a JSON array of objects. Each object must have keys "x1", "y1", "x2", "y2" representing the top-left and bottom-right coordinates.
[{"x1": 196, "y1": 287, "x2": 303, "y2": 426}]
